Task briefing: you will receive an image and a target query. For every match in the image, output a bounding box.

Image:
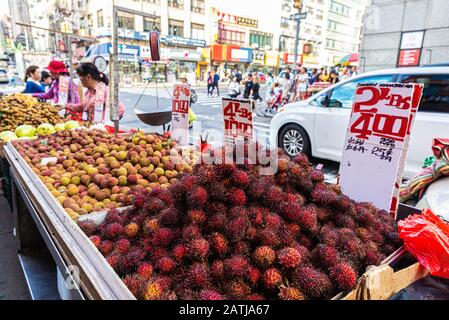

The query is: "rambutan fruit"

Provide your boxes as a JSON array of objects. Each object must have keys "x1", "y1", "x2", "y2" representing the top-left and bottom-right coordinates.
[
  {"x1": 245, "y1": 226, "x2": 258, "y2": 241},
  {"x1": 205, "y1": 202, "x2": 227, "y2": 216},
  {"x1": 336, "y1": 195, "x2": 351, "y2": 211},
  {"x1": 224, "y1": 255, "x2": 250, "y2": 277},
  {"x1": 156, "y1": 256, "x2": 176, "y2": 274},
  {"x1": 90, "y1": 235, "x2": 101, "y2": 248},
  {"x1": 285, "y1": 192, "x2": 306, "y2": 206},
  {"x1": 187, "y1": 186, "x2": 208, "y2": 208},
  {"x1": 252, "y1": 246, "x2": 276, "y2": 269},
  {"x1": 210, "y1": 260, "x2": 225, "y2": 281},
  {"x1": 208, "y1": 182, "x2": 228, "y2": 201},
  {"x1": 264, "y1": 185, "x2": 284, "y2": 209},
  {"x1": 310, "y1": 170, "x2": 324, "y2": 183},
  {"x1": 180, "y1": 175, "x2": 197, "y2": 190},
  {"x1": 205, "y1": 213, "x2": 228, "y2": 233},
  {"x1": 263, "y1": 268, "x2": 283, "y2": 289},
  {"x1": 182, "y1": 225, "x2": 203, "y2": 241},
  {"x1": 153, "y1": 275, "x2": 172, "y2": 291},
  {"x1": 150, "y1": 247, "x2": 169, "y2": 262},
  {"x1": 106, "y1": 253, "x2": 120, "y2": 270},
  {"x1": 330, "y1": 262, "x2": 358, "y2": 291},
  {"x1": 172, "y1": 244, "x2": 188, "y2": 262},
  {"x1": 160, "y1": 206, "x2": 181, "y2": 226},
  {"x1": 188, "y1": 238, "x2": 210, "y2": 261},
  {"x1": 99, "y1": 240, "x2": 114, "y2": 255},
  {"x1": 188, "y1": 209, "x2": 207, "y2": 225},
  {"x1": 265, "y1": 213, "x2": 283, "y2": 230},
  {"x1": 310, "y1": 186, "x2": 338, "y2": 206},
  {"x1": 312, "y1": 244, "x2": 340, "y2": 269},
  {"x1": 209, "y1": 233, "x2": 229, "y2": 257},
  {"x1": 244, "y1": 294, "x2": 266, "y2": 300},
  {"x1": 293, "y1": 153, "x2": 310, "y2": 167},
  {"x1": 143, "y1": 218, "x2": 159, "y2": 234},
  {"x1": 102, "y1": 222, "x2": 124, "y2": 240},
  {"x1": 286, "y1": 223, "x2": 301, "y2": 236},
  {"x1": 123, "y1": 274, "x2": 146, "y2": 297},
  {"x1": 132, "y1": 191, "x2": 148, "y2": 208},
  {"x1": 291, "y1": 243, "x2": 311, "y2": 263},
  {"x1": 292, "y1": 266, "x2": 334, "y2": 299},
  {"x1": 249, "y1": 206, "x2": 265, "y2": 227},
  {"x1": 199, "y1": 289, "x2": 225, "y2": 300},
  {"x1": 228, "y1": 206, "x2": 248, "y2": 220},
  {"x1": 278, "y1": 247, "x2": 302, "y2": 269},
  {"x1": 232, "y1": 241, "x2": 251, "y2": 256},
  {"x1": 226, "y1": 217, "x2": 249, "y2": 243},
  {"x1": 124, "y1": 222, "x2": 140, "y2": 238},
  {"x1": 186, "y1": 263, "x2": 209, "y2": 288},
  {"x1": 118, "y1": 248, "x2": 146, "y2": 275},
  {"x1": 227, "y1": 279, "x2": 251, "y2": 298},
  {"x1": 144, "y1": 198, "x2": 165, "y2": 213},
  {"x1": 245, "y1": 266, "x2": 261, "y2": 287},
  {"x1": 155, "y1": 189, "x2": 175, "y2": 206},
  {"x1": 382, "y1": 243, "x2": 398, "y2": 256},
  {"x1": 256, "y1": 228, "x2": 281, "y2": 247},
  {"x1": 227, "y1": 188, "x2": 247, "y2": 206},
  {"x1": 363, "y1": 250, "x2": 384, "y2": 267},
  {"x1": 78, "y1": 220, "x2": 98, "y2": 236},
  {"x1": 356, "y1": 227, "x2": 372, "y2": 242},
  {"x1": 142, "y1": 281, "x2": 163, "y2": 300},
  {"x1": 232, "y1": 170, "x2": 250, "y2": 187},
  {"x1": 213, "y1": 163, "x2": 236, "y2": 179},
  {"x1": 152, "y1": 228, "x2": 174, "y2": 247},
  {"x1": 136, "y1": 262, "x2": 153, "y2": 280},
  {"x1": 356, "y1": 209, "x2": 376, "y2": 227},
  {"x1": 318, "y1": 225, "x2": 340, "y2": 247},
  {"x1": 297, "y1": 234, "x2": 313, "y2": 250},
  {"x1": 334, "y1": 213, "x2": 356, "y2": 229},
  {"x1": 338, "y1": 236, "x2": 365, "y2": 261},
  {"x1": 248, "y1": 180, "x2": 266, "y2": 200},
  {"x1": 116, "y1": 238, "x2": 131, "y2": 254},
  {"x1": 277, "y1": 157, "x2": 290, "y2": 172},
  {"x1": 298, "y1": 205, "x2": 318, "y2": 233},
  {"x1": 275, "y1": 172, "x2": 289, "y2": 186},
  {"x1": 278, "y1": 285, "x2": 305, "y2": 300},
  {"x1": 168, "y1": 181, "x2": 186, "y2": 203},
  {"x1": 280, "y1": 202, "x2": 302, "y2": 223}
]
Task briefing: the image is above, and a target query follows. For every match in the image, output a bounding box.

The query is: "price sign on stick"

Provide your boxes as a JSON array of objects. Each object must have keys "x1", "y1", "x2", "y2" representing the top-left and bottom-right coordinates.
[
  {"x1": 171, "y1": 84, "x2": 190, "y2": 146},
  {"x1": 339, "y1": 83, "x2": 423, "y2": 214},
  {"x1": 58, "y1": 76, "x2": 69, "y2": 117},
  {"x1": 222, "y1": 98, "x2": 253, "y2": 144}
]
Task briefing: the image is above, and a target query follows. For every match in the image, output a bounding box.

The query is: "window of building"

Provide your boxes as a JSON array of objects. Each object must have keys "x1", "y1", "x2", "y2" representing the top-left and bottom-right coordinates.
[
  {"x1": 250, "y1": 31, "x2": 273, "y2": 49},
  {"x1": 191, "y1": 23, "x2": 205, "y2": 40},
  {"x1": 118, "y1": 13, "x2": 134, "y2": 29},
  {"x1": 218, "y1": 25, "x2": 245, "y2": 46},
  {"x1": 282, "y1": 0, "x2": 292, "y2": 12},
  {"x1": 281, "y1": 17, "x2": 290, "y2": 28},
  {"x1": 144, "y1": 17, "x2": 161, "y2": 32},
  {"x1": 330, "y1": 0, "x2": 350, "y2": 16},
  {"x1": 168, "y1": 0, "x2": 184, "y2": 9},
  {"x1": 169, "y1": 19, "x2": 184, "y2": 36},
  {"x1": 97, "y1": 9, "x2": 103, "y2": 28},
  {"x1": 191, "y1": 0, "x2": 204, "y2": 14}
]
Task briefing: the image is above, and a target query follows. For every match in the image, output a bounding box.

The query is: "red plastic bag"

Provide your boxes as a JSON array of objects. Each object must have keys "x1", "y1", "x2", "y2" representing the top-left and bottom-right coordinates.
[{"x1": 398, "y1": 209, "x2": 449, "y2": 279}]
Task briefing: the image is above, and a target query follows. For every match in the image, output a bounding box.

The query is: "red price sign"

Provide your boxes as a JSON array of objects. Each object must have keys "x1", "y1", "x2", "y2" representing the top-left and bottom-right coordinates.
[
  {"x1": 222, "y1": 98, "x2": 253, "y2": 140},
  {"x1": 172, "y1": 99, "x2": 189, "y2": 114}
]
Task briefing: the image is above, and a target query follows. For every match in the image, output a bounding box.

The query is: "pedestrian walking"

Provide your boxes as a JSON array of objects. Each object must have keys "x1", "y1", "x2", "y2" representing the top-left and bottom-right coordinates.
[
  {"x1": 24, "y1": 65, "x2": 45, "y2": 94},
  {"x1": 265, "y1": 72, "x2": 275, "y2": 100},
  {"x1": 207, "y1": 71, "x2": 213, "y2": 97},
  {"x1": 296, "y1": 67, "x2": 308, "y2": 101},
  {"x1": 227, "y1": 76, "x2": 241, "y2": 98},
  {"x1": 210, "y1": 70, "x2": 220, "y2": 97},
  {"x1": 251, "y1": 74, "x2": 263, "y2": 113},
  {"x1": 243, "y1": 73, "x2": 254, "y2": 99}
]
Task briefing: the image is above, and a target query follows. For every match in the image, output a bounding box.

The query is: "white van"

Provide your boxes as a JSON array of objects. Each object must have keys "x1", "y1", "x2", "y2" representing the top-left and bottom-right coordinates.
[{"x1": 269, "y1": 66, "x2": 449, "y2": 178}]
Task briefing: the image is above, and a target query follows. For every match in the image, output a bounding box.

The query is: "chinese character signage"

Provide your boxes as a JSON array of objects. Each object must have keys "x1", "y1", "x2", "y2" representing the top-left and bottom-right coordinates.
[
  {"x1": 339, "y1": 83, "x2": 423, "y2": 214},
  {"x1": 216, "y1": 11, "x2": 258, "y2": 28},
  {"x1": 398, "y1": 49, "x2": 421, "y2": 67},
  {"x1": 171, "y1": 84, "x2": 191, "y2": 146},
  {"x1": 222, "y1": 98, "x2": 253, "y2": 144}
]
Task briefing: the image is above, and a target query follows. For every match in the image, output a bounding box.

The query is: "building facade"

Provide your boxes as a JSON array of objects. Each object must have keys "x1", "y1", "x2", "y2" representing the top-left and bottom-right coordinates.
[{"x1": 360, "y1": 0, "x2": 449, "y2": 72}]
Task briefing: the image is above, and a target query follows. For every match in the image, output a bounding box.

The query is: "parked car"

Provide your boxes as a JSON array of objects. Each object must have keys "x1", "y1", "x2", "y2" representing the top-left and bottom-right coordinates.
[
  {"x1": 0, "y1": 69, "x2": 9, "y2": 84},
  {"x1": 269, "y1": 66, "x2": 449, "y2": 178}
]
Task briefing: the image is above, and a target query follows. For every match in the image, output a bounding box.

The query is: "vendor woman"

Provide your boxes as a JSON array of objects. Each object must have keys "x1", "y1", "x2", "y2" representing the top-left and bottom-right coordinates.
[{"x1": 65, "y1": 63, "x2": 124, "y2": 123}]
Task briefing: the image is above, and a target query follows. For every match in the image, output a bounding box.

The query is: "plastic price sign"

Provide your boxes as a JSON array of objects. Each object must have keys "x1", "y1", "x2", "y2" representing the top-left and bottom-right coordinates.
[
  {"x1": 171, "y1": 84, "x2": 190, "y2": 146},
  {"x1": 222, "y1": 98, "x2": 253, "y2": 144}
]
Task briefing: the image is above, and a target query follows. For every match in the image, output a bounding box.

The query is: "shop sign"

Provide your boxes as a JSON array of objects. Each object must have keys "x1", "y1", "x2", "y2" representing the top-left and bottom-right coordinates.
[
  {"x1": 216, "y1": 10, "x2": 258, "y2": 28},
  {"x1": 160, "y1": 35, "x2": 207, "y2": 48},
  {"x1": 124, "y1": 29, "x2": 135, "y2": 39},
  {"x1": 265, "y1": 51, "x2": 280, "y2": 67},
  {"x1": 222, "y1": 98, "x2": 253, "y2": 143},
  {"x1": 252, "y1": 51, "x2": 265, "y2": 65},
  {"x1": 230, "y1": 48, "x2": 252, "y2": 62},
  {"x1": 282, "y1": 53, "x2": 301, "y2": 65},
  {"x1": 339, "y1": 83, "x2": 424, "y2": 213},
  {"x1": 397, "y1": 49, "x2": 421, "y2": 67},
  {"x1": 171, "y1": 84, "x2": 191, "y2": 146},
  {"x1": 161, "y1": 48, "x2": 201, "y2": 61},
  {"x1": 107, "y1": 44, "x2": 140, "y2": 60},
  {"x1": 400, "y1": 31, "x2": 424, "y2": 50},
  {"x1": 141, "y1": 46, "x2": 152, "y2": 60}
]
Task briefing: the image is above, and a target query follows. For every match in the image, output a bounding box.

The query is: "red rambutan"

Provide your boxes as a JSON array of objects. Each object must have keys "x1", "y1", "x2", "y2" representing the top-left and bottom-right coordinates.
[
  {"x1": 123, "y1": 274, "x2": 146, "y2": 297},
  {"x1": 209, "y1": 233, "x2": 229, "y2": 257},
  {"x1": 90, "y1": 235, "x2": 101, "y2": 248},
  {"x1": 78, "y1": 220, "x2": 98, "y2": 236},
  {"x1": 256, "y1": 228, "x2": 281, "y2": 248},
  {"x1": 232, "y1": 241, "x2": 251, "y2": 256},
  {"x1": 102, "y1": 222, "x2": 124, "y2": 240},
  {"x1": 205, "y1": 202, "x2": 227, "y2": 216},
  {"x1": 99, "y1": 240, "x2": 114, "y2": 255},
  {"x1": 316, "y1": 207, "x2": 331, "y2": 223},
  {"x1": 180, "y1": 175, "x2": 197, "y2": 190},
  {"x1": 152, "y1": 228, "x2": 174, "y2": 247},
  {"x1": 249, "y1": 206, "x2": 265, "y2": 227},
  {"x1": 277, "y1": 247, "x2": 302, "y2": 269},
  {"x1": 363, "y1": 250, "x2": 384, "y2": 267},
  {"x1": 136, "y1": 262, "x2": 153, "y2": 280},
  {"x1": 318, "y1": 225, "x2": 340, "y2": 247},
  {"x1": 298, "y1": 205, "x2": 318, "y2": 233},
  {"x1": 292, "y1": 266, "x2": 334, "y2": 299},
  {"x1": 291, "y1": 243, "x2": 311, "y2": 263},
  {"x1": 205, "y1": 213, "x2": 228, "y2": 233},
  {"x1": 226, "y1": 217, "x2": 249, "y2": 243},
  {"x1": 310, "y1": 170, "x2": 324, "y2": 183},
  {"x1": 356, "y1": 209, "x2": 376, "y2": 227},
  {"x1": 232, "y1": 170, "x2": 250, "y2": 187},
  {"x1": 227, "y1": 279, "x2": 251, "y2": 298},
  {"x1": 245, "y1": 266, "x2": 261, "y2": 287},
  {"x1": 118, "y1": 248, "x2": 146, "y2": 275},
  {"x1": 172, "y1": 244, "x2": 188, "y2": 262},
  {"x1": 105, "y1": 209, "x2": 121, "y2": 224},
  {"x1": 356, "y1": 227, "x2": 372, "y2": 242},
  {"x1": 132, "y1": 191, "x2": 148, "y2": 208},
  {"x1": 278, "y1": 285, "x2": 305, "y2": 300},
  {"x1": 293, "y1": 153, "x2": 310, "y2": 167},
  {"x1": 263, "y1": 268, "x2": 283, "y2": 289},
  {"x1": 330, "y1": 262, "x2": 358, "y2": 291},
  {"x1": 312, "y1": 244, "x2": 340, "y2": 269},
  {"x1": 142, "y1": 281, "x2": 163, "y2": 300},
  {"x1": 187, "y1": 186, "x2": 208, "y2": 208},
  {"x1": 124, "y1": 222, "x2": 140, "y2": 238},
  {"x1": 143, "y1": 218, "x2": 159, "y2": 234},
  {"x1": 116, "y1": 238, "x2": 131, "y2": 254},
  {"x1": 199, "y1": 289, "x2": 225, "y2": 300},
  {"x1": 208, "y1": 182, "x2": 228, "y2": 201},
  {"x1": 252, "y1": 246, "x2": 276, "y2": 269},
  {"x1": 188, "y1": 209, "x2": 207, "y2": 225},
  {"x1": 265, "y1": 213, "x2": 283, "y2": 230},
  {"x1": 224, "y1": 255, "x2": 250, "y2": 277},
  {"x1": 144, "y1": 198, "x2": 165, "y2": 213},
  {"x1": 248, "y1": 180, "x2": 266, "y2": 200},
  {"x1": 182, "y1": 225, "x2": 203, "y2": 241},
  {"x1": 210, "y1": 260, "x2": 225, "y2": 281},
  {"x1": 280, "y1": 202, "x2": 302, "y2": 223},
  {"x1": 227, "y1": 188, "x2": 247, "y2": 206},
  {"x1": 264, "y1": 185, "x2": 284, "y2": 209},
  {"x1": 334, "y1": 213, "x2": 356, "y2": 229},
  {"x1": 156, "y1": 256, "x2": 176, "y2": 274},
  {"x1": 297, "y1": 234, "x2": 313, "y2": 250},
  {"x1": 168, "y1": 181, "x2": 186, "y2": 203},
  {"x1": 106, "y1": 253, "x2": 120, "y2": 270},
  {"x1": 244, "y1": 294, "x2": 266, "y2": 300},
  {"x1": 186, "y1": 263, "x2": 209, "y2": 288},
  {"x1": 188, "y1": 238, "x2": 210, "y2": 261},
  {"x1": 285, "y1": 192, "x2": 306, "y2": 206},
  {"x1": 160, "y1": 206, "x2": 181, "y2": 226}
]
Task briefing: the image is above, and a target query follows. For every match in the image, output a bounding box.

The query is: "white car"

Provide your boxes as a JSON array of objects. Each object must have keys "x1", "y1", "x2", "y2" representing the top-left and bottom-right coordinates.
[{"x1": 270, "y1": 66, "x2": 449, "y2": 178}]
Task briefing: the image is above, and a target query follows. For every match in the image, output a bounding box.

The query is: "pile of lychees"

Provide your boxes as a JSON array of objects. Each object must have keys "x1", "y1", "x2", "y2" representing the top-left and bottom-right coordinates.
[{"x1": 79, "y1": 146, "x2": 402, "y2": 300}]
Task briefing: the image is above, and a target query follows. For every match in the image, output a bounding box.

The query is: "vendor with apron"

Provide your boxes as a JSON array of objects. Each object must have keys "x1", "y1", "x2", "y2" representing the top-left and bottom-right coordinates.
[{"x1": 65, "y1": 63, "x2": 124, "y2": 124}]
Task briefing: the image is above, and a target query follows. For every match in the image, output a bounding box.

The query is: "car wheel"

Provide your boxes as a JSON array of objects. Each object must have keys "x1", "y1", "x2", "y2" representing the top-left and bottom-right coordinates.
[{"x1": 278, "y1": 124, "x2": 311, "y2": 158}]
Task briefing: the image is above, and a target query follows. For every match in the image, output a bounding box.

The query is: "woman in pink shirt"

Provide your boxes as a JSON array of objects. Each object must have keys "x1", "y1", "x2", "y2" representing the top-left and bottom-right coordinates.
[{"x1": 65, "y1": 63, "x2": 124, "y2": 123}]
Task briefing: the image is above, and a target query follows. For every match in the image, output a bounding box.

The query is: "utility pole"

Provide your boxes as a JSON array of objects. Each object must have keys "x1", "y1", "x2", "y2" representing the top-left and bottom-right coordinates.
[{"x1": 292, "y1": 0, "x2": 305, "y2": 70}]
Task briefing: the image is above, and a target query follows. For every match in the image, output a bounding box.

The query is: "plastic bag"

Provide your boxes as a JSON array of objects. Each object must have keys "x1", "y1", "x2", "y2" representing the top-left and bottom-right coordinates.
[{"x1": 398, "y1": 209, "x2": 449, "y2": 279}]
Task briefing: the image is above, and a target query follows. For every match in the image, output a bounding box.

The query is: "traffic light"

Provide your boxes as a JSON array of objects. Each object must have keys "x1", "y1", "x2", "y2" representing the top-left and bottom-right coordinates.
[
  {"x1": 303, "y1": 43, "x2": 313, "y2": 54},
  {"x1": 293, "y1": 0, "x2": 302, "y2": 9}
]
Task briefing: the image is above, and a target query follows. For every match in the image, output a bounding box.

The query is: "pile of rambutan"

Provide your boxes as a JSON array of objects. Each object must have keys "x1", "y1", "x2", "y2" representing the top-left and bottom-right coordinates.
[{"x1": 79, "y1": 145, "x2": 402, "y2": 300}]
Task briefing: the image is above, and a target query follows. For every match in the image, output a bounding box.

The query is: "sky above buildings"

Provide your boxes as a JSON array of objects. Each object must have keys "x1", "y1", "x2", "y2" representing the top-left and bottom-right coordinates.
[{"x1": 0, "y1": 0, "x2": 9, "y2": 17}]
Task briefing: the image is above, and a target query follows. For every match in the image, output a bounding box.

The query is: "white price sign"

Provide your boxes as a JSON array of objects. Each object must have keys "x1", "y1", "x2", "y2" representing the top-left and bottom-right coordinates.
[
  {"x1": 222, "y1": 98, "x2": 253, "y2": 144},
  {"x1": 339, "y1": 82, "x2": 423, "y2": 214},
  {"x1": 171, "y1": 84, "x2": 190, "y2": 146}
]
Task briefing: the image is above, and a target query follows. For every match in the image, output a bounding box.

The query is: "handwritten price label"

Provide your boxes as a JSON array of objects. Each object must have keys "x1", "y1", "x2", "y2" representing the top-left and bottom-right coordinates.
[
  {"x1": 222, "y1": 98, "x2": 253, "y2": 141},
  {"x1": 171, "y1": 84, "x2": 190, "y2": 146}
]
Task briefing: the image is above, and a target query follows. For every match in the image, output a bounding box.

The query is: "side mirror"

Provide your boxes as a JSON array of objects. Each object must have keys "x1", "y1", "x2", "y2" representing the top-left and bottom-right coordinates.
[{"x1": 318, "y1": 95, "x2": 330, "y2": 107}]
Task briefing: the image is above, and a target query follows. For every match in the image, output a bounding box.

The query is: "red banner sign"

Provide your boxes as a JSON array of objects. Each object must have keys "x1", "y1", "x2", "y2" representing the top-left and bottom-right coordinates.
[{"x1": 398, "y1": 49, "x2": 421, "y2": 67}]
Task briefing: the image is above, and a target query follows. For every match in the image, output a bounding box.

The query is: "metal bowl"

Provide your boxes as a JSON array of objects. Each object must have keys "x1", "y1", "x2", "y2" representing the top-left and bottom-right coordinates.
[{"x1": 134, "y1": 109, "x2": 172, "y2": 126}]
